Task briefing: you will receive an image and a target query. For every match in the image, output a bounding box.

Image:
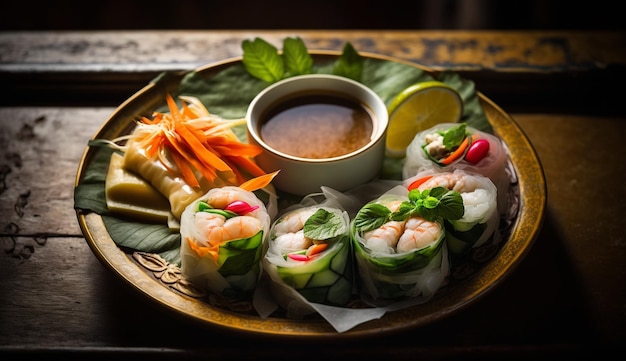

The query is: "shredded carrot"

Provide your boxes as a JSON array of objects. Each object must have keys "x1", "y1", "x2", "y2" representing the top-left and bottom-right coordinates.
[
  {"x1": 170, "y1": 151, "x2": 201, "y2": 188},
  {"x1": 306, "y1": 243, "x2": 328, "y2": 257},
  {"x1": 130, "y1": 93, "x2": 273, "y2": 189},
  {"x1": 239, "y1": 171, "x2": 280, "y2": 192},
  {"x1": 408, "y1": 175, "x2": 433, "y2": 191},
  {"x1": 187, "y1": 237, "x2": 219, "y2": 262},
  {"x1": 440, "y1": 134, "x2": 478, "y2": 165}
]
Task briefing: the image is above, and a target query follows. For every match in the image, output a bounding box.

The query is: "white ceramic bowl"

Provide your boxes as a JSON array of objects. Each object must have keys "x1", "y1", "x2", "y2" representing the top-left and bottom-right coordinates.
[{"x1": 246, "y1": 74, "x2": 388, "y2": 196}]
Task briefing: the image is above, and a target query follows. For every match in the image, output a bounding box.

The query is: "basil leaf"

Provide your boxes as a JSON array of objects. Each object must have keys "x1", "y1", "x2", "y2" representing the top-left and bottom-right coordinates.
[
  {"x1": 389, "y1": 202, "x2": 414, "y2": 221},
  {"x1": 283, "y1": 37, "x2": 313, "y2": 76},
  {"x1": 442, "y1": 123, "x2": 467, "y2": 150},
  {"x1": 395, "y1": 187, "x2": 464, "y2": 222},
  {"x1": 353, "y1": 203, "x2": 391, "y2": 233},
  {"x1": 303, "y1": 209, "x2": 346, "y2": 240},
  {"x1": 241, "y1": 38, "x2": 285, "y2": 83},
  {"x1": 437, "y1": 191, "x2": 465, "y2": 220}
]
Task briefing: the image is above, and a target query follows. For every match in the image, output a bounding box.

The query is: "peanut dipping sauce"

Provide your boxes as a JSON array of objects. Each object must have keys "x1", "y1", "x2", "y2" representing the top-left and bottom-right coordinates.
[{"x1": 259, "y1": 93, "x2": 375, "y2": 159}]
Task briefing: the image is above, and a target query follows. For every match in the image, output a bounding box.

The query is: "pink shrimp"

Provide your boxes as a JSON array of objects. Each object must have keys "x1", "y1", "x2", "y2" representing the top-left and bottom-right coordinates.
[
  {"x1": 223, "y1": 215, "x2": 262, "y2": 240},
  {"x1": 193, "y1": 211, "x2": 262, "y2": 246},
  {"x1": 362, "y1": 197, "x2": 407, "y2": 252},
  {"x1": 416, "y1": 171, "x2": 479, "y2": 193},
  {"x1": 272, "y1": 207, "x2": 317, "y2": 236},
  {"x1": 205, "y1": 187, "x2": 254, "y2": 210},
  {"x1": 363, "y1": 220, "x2": 406, "y2": 252},
  {"x1": 396, "y1": 217, "x2": 442, "y2": 252},
  {"x1": 273, "y1": 230, "x2": 314, "y2": 254}
]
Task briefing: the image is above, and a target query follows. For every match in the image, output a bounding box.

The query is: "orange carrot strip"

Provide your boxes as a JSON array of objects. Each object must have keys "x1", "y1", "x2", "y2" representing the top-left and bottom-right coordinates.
[
  {"x1": 166, "y1": 94, "x2": 183, "y2": 123},
  {"x1": 441, "y1": 137, "x2": 469, "y2": 165},
  {"x1": 183, "y1": 122, "x2": 208, "y2": 144},
  {"x1": 239, "y1": 171, "x2": 280, "y2": 192},
  {"x1": 224, "y1": 155, "x2": 267, "y2": 178},
  {"x1": 142, "y1": 133, "x2": 164, "y2": 159},
  {"x1": 164, "y1": 129, "x2": 217, "y2": 182},
  {"x1": 187, "y1": 238, "x2": 219, "y2": 262},
  {"x1": 407, "y1": 175, "x2": 433, "y2": 191},
  {"x1": 181, "y1": 101, "x2": 199, "y2": 120},
  {"x1": 212, "y1": 142, "x2": 263, "y2": 157},
  {"x1": 225, "y1": 162, "x2": 246, "y2": 185},
  {"x1": 170, "y1": 150, "x2": 200, "y2": 188},
  {"x1": 175, "y1": 122, "x2": 232, "y2": 172},
  {"x1": 140, "y1": 113, "x2": 163, "y2": 125},
  {"x1": 306, "y1": 243, "x2": 328, "y2": 257}
]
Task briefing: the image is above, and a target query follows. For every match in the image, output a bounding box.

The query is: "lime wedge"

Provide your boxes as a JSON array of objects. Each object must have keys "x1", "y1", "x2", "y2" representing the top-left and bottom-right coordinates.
[{"x1": 386, "y1": 81, "x2": 463, "y2": 158}]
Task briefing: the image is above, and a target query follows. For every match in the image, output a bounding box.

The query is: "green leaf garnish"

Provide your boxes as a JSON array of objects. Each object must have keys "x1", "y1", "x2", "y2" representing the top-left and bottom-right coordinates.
[
  {"x1": 241, "y1": 38, "x2": 285, "y2": 83},
  {"x1": 442, "y1": 123, "x2": 468, "y2": 150},
  {"x1": 388, "y1": 187, "x2": 464, "y2": 222},
  {"x1": 241, "y1": 36, "x2": 364, "y2": 83},
  {"x1": 303, "y1": 208, "x2": 346, "y2": 240},
  {"x1": 282, "y1": 37, "x2": 313, "y2": 77},
  {"x1": 332, "y1": 42, "x2": 364, "y2": 81},
  {"x1": 353, "y1": 203, "x2": 392, "y2": 233}
]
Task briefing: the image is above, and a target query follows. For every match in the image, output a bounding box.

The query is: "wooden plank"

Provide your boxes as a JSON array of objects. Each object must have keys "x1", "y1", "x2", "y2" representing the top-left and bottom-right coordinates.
[
  {"x1": 2, "y1": 31, "x2": 626, "y2": 111},
  {"x1": 0, "y1": 107, "x2": 109, "y2": 236},
  {"x1": 3, "y1": 30, "x2": 625, "y2": 71}
]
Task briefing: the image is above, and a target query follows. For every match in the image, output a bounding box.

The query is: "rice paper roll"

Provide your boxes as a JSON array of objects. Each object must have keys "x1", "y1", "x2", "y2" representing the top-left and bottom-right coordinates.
[
  {"x1": 180, "y1": 186, "x2": 271, "y2": 298},
  {"x1": 405, "y1": 169, "x2": 499, "y2": 258},
  {"x1": 402, "y1": 123, "x2": 509, "y2": 214},
  {"x1": 263, "y1": 204, "x2": 354, "y2": 316},
  {"x1": 350, "y1": 185, "x2": 462, "y2": 306}
]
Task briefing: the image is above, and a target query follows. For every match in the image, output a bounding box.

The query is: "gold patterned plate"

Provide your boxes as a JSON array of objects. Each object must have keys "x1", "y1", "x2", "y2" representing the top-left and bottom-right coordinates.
[{"x1": 75, "y1": 51, "x2": 546, "y2": 339}]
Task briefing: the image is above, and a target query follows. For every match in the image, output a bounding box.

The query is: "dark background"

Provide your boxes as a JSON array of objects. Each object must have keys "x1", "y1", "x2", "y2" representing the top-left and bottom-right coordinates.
[{"x1": 1, "y1": 0, "x2": 623, "y2": 30}]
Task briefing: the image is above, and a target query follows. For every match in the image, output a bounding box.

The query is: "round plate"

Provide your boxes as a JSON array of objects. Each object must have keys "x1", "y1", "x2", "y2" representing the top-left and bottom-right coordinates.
[{"x1": 75, "y1": 51, "x2": 546, "y2": 339}]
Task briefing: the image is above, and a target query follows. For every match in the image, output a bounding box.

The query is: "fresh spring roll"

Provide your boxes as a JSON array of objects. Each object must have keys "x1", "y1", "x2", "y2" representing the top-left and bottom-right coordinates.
[
  {"x1": 350, "y1": 185, "x2": 463, "y2": 306},
  {"x1": 405, "y1": 169, "x2": 499, "y2": 258},
  {"x1": 263, "y1": 205, "x2": 353, "y2": 316},
  {"x1": 180, "y1": 186, "x2": 271, "y2": 298},
  {"x1": 402, "y1": 123, "x2": 510, "y2": 215}
]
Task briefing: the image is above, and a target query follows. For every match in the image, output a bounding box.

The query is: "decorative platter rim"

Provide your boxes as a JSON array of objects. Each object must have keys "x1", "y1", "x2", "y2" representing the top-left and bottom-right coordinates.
[{"x1": 75, "y1": 50, "x2": 547, "y2": 339}]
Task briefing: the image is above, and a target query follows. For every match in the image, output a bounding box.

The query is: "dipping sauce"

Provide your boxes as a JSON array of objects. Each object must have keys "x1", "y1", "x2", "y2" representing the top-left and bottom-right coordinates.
[{"x1": 259, "y1": 93, "x2": 375, "y2": 159}]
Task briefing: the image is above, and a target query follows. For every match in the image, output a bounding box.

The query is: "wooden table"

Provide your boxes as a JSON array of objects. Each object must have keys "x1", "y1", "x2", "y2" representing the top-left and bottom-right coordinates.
[{"x1": 1, "y1": 30, "x2": 625, "y2": 360}]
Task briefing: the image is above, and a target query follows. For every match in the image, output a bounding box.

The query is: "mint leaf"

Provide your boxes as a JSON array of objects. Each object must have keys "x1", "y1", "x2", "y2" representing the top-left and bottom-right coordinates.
[
  {"x1": 333, "y1": 42, "x2": 363, "y2": 81},
  {"x1": 283, "y1": 37, "x2": 313, "y2": 76},
  {"x1": 242, "y1": 38, "x2": 285, "y2": 83}
]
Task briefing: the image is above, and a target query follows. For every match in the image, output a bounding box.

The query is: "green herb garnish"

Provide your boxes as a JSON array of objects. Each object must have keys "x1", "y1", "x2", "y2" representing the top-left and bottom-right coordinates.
[
  {"x1": 241, "y1": 37, "x2": 286, "y2": 83},
  {"x1": 353, "y1": 188, "x2": 464, "y2": 234},
  {"x1": 390, "y1": 187, "x2": 464, "y2": 222},
  {"x1": 332, "y1": 42, "x2": 364, "y2": 81},
  {"x1": 303, "y1": 208, "x2": 346, "y2": 241},
  {"x1": 241, "y1": 36, "x2": 364, "y2": 83},
  {"x1": 441, "y1": 123, "x2": 468, "y2": 150}
]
